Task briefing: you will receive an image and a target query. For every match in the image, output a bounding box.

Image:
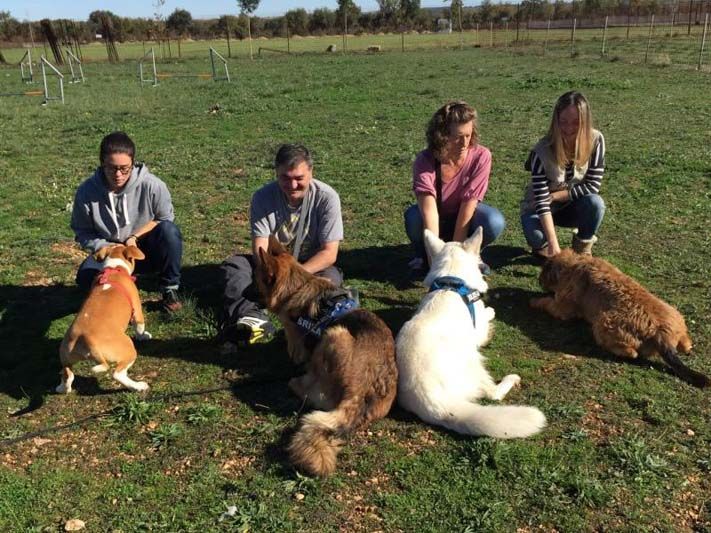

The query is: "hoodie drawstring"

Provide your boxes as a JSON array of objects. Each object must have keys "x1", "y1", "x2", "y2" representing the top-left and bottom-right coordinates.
[{"x1": 107, "y1": 192, "x2": 131, "y2": 237}]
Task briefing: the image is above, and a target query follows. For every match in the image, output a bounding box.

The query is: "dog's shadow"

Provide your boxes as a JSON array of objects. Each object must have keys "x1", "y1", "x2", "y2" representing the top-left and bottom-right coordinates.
[{"x1": 487, "y1": 286, "x2": 676, "y2": 376}]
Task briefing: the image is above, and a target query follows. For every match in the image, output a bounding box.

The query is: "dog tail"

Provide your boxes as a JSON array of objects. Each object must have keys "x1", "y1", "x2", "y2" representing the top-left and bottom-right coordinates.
[
  {"x1": 660, "y1": 347, "x2": 710, "y2": 388},
  {"x1": 288, "y1": 396, "x2": 365, "y2": 477},
  {"x1": 428, "y1": 398, "x2": 546, "y2": 439}
]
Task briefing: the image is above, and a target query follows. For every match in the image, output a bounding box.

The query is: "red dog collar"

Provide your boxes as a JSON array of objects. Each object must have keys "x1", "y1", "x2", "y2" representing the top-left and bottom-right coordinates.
[{"x1": 96, "y1": 267, "x2": 136, "y2": 318}]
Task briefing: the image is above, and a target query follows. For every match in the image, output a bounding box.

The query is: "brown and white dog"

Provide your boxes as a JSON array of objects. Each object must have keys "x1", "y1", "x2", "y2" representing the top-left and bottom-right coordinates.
[
  {"x1": 57, "y1": 244, "x2": 152, "y2": 394},
  {"x1": 531, "y1": 249, "x2": 709, "y2": 388},
  {"x1": 255, "y1": 236, "x2": 398, "y2": 477}
]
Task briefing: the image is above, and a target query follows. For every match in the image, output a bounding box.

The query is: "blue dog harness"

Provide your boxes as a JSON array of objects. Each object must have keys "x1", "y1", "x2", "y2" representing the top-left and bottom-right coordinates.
[
  {"x1": 296, "y1": 290, "x2": 359, "y2": 339},
  {"x1": 429, "y1": 276, "x2": 482, "y2": 325}
]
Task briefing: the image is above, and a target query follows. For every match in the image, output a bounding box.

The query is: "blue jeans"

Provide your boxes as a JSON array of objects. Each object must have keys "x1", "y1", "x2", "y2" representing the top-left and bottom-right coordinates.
[
  {"x1": 521, "y1": 194, "x2": 605, "y2": 250},
  {"x1": 404, "y1": 202, "x2": 506, "y2": 261},
  {"x1": 76, "y1": 220, "x2": 183, "y2": 291}
]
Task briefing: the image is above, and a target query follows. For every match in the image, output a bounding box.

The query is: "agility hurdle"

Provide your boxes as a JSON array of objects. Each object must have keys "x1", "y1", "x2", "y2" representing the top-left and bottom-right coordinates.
[
  {"x1": 40, "y1": 55, "x2": 64, "y2": 104},
  {"x1": 209, "y1": 48, "x2": 230, "y2": 82},
  {"x1": 148, "y1": 48, "x2": 231, "y2": 83},
  {"x1": 20, "y1": 50, "x2": 34, "y2": 83},
  {"x1": 65, "y1": 49, "x2": 85, "y2": 83},
  {"x1": 138, "y1": 47, "x2": 158, "y2": 86},
  {"x1": 0, "y1": 89, "x2": 43, "y2": 98}
]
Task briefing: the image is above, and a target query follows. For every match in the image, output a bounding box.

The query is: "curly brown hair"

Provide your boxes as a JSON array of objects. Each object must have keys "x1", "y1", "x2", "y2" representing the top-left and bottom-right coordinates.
[{"x1": 425, "y1": 101, "x2": 479, "y2": 161}]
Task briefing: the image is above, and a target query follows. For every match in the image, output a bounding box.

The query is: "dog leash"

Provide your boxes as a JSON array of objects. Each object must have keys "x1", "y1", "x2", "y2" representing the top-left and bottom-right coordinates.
[{"x1": 429, "y1": 276, "x2": 482, "y2": 325}]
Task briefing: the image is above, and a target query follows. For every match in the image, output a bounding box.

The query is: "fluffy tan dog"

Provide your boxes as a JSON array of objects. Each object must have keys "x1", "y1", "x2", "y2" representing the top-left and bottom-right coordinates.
[
  {"x1": 255, "y1": 236, "x2": 398, "y2": 477},
  {"x1": 531, "y1": 249, "x2": 709, "y2": 388},
  {"x1": 57, "y1": 245, "x2": 152, "y2": 394}
]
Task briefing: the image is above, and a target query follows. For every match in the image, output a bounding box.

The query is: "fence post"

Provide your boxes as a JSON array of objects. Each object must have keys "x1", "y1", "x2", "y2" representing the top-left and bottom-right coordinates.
[
  {"x1": 544, "y1": 18, "x2": 550, "y2": 55},
  {"x1": 476, "y1": 23, "x2": 479, "y2": 46},
  {"x1": 505, "y1": 20, "x2": 509, "y2": 47},
  {"x1": 645, "y1": 14, "x2": 655, "y2": 64},
  {"x1": 698, "y1": 12, "x2": 709, "y2": 70},
  {"x1": 688, "y1": 0, "x2": 694, "y2": 35},
  {"x1": 602, "y1": 15, "x2": 609, "y2": 56},
  {"x1": 571, "y1": 17, "x2": 577, "y2": 56},
  {"x1": 458, "y1": 1, "x2": 464, "y2": 49},
  {"x1": 490, "y1": 21, "x2": 494, "y2": 47}
]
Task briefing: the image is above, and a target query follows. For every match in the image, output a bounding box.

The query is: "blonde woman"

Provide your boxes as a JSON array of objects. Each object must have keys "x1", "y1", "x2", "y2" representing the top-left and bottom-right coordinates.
[
  {"x1": 520, "y1": 91, "x2": 606, "y2": 256},
  {"x1": 404, "y1": 101, "x2": 505, "y2": 275}
]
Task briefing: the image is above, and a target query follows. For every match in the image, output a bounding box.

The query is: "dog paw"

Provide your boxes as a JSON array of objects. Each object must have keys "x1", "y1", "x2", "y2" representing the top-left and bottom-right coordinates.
[
  {"x1": 55, "y1": 383, "x2": 72, "y2": 394},
  {"x1": 91, "y1": 364, "x2": 109, "y2": 374},
  {"x1": 134, "y1": 331, "x2": 153, "y2": 342},
  {"x1": 504, "y1": 374, "x2": 522, "y2": 387},
  {"x1": 133, "y1": 381, "x2": 150, "y2": 392}
]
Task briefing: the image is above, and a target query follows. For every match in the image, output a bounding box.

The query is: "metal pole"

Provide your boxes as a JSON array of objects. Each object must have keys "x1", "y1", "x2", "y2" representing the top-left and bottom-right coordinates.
[
  {"x1": 210, "y1": 47, "x2": 216, "y2": 79},
  {"x1": 544, "y1": 18, "x2": 550, "y2": 55},
  {"x1": 459, "y1": 1, "x2": 464, "y2": 49},
  {"x1": 688, "y1": 0, "x2": 694, "y2": 35},
  {"x1": 505, "y1": 21, "x2": 509, "y2": 47},
  {"x1": 571, "y1": 18, "x2": 577, "y2": 56},
  {"x1": 490, "y1": 21, "x2": 494, "y2": 47},
  {"x1": 402, "y1": 29, "x2": 405, "y2": 52},
  {"x1": 343, "y1": 10, "x2": 348, "y2": 54},
  {"x1": 602, "y1": 15, "x2": 609, "y2": 56},
  {"x1": 645, "y1": 14, "x2": 655, "y2": 63},
  {"x1": 698, "y1": 12, "x2": 709, "y2": 69},
  {"x1": 476, "y1": 23, "x2": 479, "y2": 46},
  {"x1": 41, "y1": 56, "x2": 48, "y2": 104},
  {"x1": 28, "y1": 49, "x2": 33, "y2": 80},
  {"x1": 152, "y1": 48, "x2": 158, "y2": 87}
]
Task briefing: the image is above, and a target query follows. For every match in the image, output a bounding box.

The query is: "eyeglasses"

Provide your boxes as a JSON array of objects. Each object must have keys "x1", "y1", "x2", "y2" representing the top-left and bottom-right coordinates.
[{"x1": 104, "y1": 164, "x2": 133, "y2": 175}]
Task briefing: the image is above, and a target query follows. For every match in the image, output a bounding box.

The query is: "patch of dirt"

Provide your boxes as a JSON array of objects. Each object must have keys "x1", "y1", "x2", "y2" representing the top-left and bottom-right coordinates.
[{"x1": 580, "y1": 400, "x2": 624, "y2": 444}]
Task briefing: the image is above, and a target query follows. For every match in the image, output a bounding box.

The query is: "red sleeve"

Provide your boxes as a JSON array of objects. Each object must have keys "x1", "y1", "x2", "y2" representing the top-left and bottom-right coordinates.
[
  {"x1": 461, "y1": 147, "x2": 491, "y2": 202},
  {"x1": 412, "y1": 151, "x2": 436, "y2": 197}
]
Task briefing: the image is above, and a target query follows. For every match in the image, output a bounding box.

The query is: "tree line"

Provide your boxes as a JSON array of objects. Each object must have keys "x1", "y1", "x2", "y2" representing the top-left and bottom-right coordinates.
[{"x1": 0, "y1": 0, "x2": 706, "y2": 46}]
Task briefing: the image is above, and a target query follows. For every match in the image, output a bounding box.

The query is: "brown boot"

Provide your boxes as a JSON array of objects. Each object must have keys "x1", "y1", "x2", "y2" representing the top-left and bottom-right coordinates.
[{"x1": 572, "y1": 233, "x2": 597, "y2": 255}]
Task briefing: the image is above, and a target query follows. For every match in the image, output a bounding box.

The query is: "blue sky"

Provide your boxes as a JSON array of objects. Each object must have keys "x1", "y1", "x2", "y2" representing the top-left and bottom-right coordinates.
[{"x1": 7, "y1": 1, "x2": 452, "y2": 21}]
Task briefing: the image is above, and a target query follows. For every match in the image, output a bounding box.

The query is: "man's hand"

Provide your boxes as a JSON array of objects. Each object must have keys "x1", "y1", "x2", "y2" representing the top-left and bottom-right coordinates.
[
  {"x1": 549, "y1": 190, "x2": 570, "y2": 204},
  {"x1": 125, "y1": 235, "x2": 138, "y2": 247}
]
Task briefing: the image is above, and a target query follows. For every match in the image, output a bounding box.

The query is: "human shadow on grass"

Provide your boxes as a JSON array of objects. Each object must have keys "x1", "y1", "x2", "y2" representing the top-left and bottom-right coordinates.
[
  {"x1": 0, "y1": 283, "x2": 86, "y2": 411},
  {"x1": 487, "y1": 285, "x2": 677, "y2": 377}
]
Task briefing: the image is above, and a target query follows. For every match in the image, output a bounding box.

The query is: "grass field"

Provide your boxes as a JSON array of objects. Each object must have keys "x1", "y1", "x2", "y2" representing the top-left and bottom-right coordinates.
[{"x1": 1, "y1": 46, "x2": 710, "y2": 532}]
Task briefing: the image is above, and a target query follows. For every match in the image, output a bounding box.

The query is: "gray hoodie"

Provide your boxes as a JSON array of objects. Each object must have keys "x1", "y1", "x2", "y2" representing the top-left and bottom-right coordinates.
[{"x1": 71, "y1": 164, "x2": 175, "y2": 252}]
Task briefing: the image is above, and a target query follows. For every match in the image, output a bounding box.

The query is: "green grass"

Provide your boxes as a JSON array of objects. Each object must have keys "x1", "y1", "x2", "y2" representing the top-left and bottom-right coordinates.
[{"x1": 1, "y1": 46, "x2": 710, "y2": 531}]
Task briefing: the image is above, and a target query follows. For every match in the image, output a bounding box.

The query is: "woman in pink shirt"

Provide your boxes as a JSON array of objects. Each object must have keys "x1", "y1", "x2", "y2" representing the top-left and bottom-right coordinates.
[{"x1": 404, "y1": 100, "x2": 505, "y2": 275}]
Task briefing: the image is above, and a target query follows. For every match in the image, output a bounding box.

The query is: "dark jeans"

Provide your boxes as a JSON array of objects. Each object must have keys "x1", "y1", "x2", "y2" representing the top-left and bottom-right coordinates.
[
  {"x1": 521, "y1": 194, "x2": 605, "y2": 250},
  {"x1": 75, "y1": 220, "x2": 183, "y2": 291},
  {"x1": 403, "y1": 202, "x2": 506, "y2": 261},
  {"x1": 220, "y1": 253, "x2": 343, "y2": 327}
]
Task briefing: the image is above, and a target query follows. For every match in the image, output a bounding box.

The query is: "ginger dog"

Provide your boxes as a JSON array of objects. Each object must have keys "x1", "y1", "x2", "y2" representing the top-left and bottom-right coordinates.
[
  {"x1": 57, "y1": 245, "x2": 152, "y2": 394},
  {"x1": 255, "y1": 236, "x2": 398, "y2": 477},
  {"x1": 532, "y1": 249, "x2": 709, "y2": 387}
]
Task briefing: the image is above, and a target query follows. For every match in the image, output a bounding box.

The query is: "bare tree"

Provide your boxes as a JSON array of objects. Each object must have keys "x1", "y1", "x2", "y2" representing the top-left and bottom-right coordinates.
[{"x1": 238, "y1": 0, "x2": 260, "y2": 60}]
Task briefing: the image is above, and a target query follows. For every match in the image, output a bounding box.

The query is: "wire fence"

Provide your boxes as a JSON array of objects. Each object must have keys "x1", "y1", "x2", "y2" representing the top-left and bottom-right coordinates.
[{"x1": 1, "y1": 12, "x2": 710, "y2": 74}]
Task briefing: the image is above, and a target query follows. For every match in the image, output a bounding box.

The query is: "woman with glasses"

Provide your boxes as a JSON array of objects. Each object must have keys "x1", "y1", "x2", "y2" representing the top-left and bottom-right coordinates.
[
  {"x1": 404, "y1": 100, "x2": 505, "y2": 276},
  {"x1": 71, "y1": 131, "x2": 183, "y2": 312},
  {"x1": 520, "y1": 91, "x2": 606, "y2": 257}
]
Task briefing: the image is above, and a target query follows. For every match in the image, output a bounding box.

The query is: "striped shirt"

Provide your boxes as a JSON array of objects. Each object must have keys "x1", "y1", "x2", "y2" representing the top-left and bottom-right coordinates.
[{"x1": 530, "y1": 135, "x2": 605, "y2": 215}]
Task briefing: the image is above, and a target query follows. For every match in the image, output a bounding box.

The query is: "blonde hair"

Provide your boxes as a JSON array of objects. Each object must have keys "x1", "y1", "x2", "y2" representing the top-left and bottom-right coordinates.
[
  {"x1": 546, "y1": 91, "x2": 594, "y2": 168},
  {"x1": 426, "y1": 100, "x2": 479, "y2": 161}
]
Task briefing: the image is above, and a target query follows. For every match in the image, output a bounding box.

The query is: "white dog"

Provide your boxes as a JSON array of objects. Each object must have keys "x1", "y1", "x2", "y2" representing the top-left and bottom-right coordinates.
[{"x1": 396, "y1": 228, "x2": 546, "y2": 438}]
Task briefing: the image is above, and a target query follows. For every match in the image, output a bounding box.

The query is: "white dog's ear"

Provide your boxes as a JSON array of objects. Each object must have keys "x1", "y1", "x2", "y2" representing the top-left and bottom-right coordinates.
[
  {"x1": 463, "y1": 227, "x2": 483, "y2": 256},
  {"x1": 423, "y1": 229, "x2": 445, "y2": 261}
]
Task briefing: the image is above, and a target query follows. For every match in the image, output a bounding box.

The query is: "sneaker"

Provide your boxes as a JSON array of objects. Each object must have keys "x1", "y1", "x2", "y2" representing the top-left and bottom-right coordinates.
[
  {"x1": 407, "y1": 257, "x2": 427, "y2": 280},
  {"x1": 230, "y1": 311, "x2": 276, "y2": 345},
  {"x1": 161, "y1": 288, "x2": 182, "y2": 313},
  {"x1": 479, "y1": 261, "x2": 492, "y2": 277}
]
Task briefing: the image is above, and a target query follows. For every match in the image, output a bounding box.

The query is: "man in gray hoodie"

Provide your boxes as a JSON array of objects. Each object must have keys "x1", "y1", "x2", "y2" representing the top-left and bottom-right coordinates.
[{"x1": 71, "y1": 131, "x2": 183, "y2": 312}]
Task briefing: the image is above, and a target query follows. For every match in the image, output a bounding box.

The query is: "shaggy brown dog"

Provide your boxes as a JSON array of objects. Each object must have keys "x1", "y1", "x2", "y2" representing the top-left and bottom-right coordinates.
[
  {"x1": 531, "y1": 249, "x2": 709, "y2": 388},
  {"x1": 255, "y1": 236, "x2": 398, "y2": 476}
]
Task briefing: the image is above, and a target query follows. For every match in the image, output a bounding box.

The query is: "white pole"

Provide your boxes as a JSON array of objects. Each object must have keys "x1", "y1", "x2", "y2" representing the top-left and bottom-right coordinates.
[
  {"x1": 698, "y1": 13, "x2": 709, "y2": 70},
  {"x1": 602, "y1": 15, "x2": 608, "y2": 56},
  {"x1": 645, "y1": 14, "x2": 655, "y2": 64}
]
